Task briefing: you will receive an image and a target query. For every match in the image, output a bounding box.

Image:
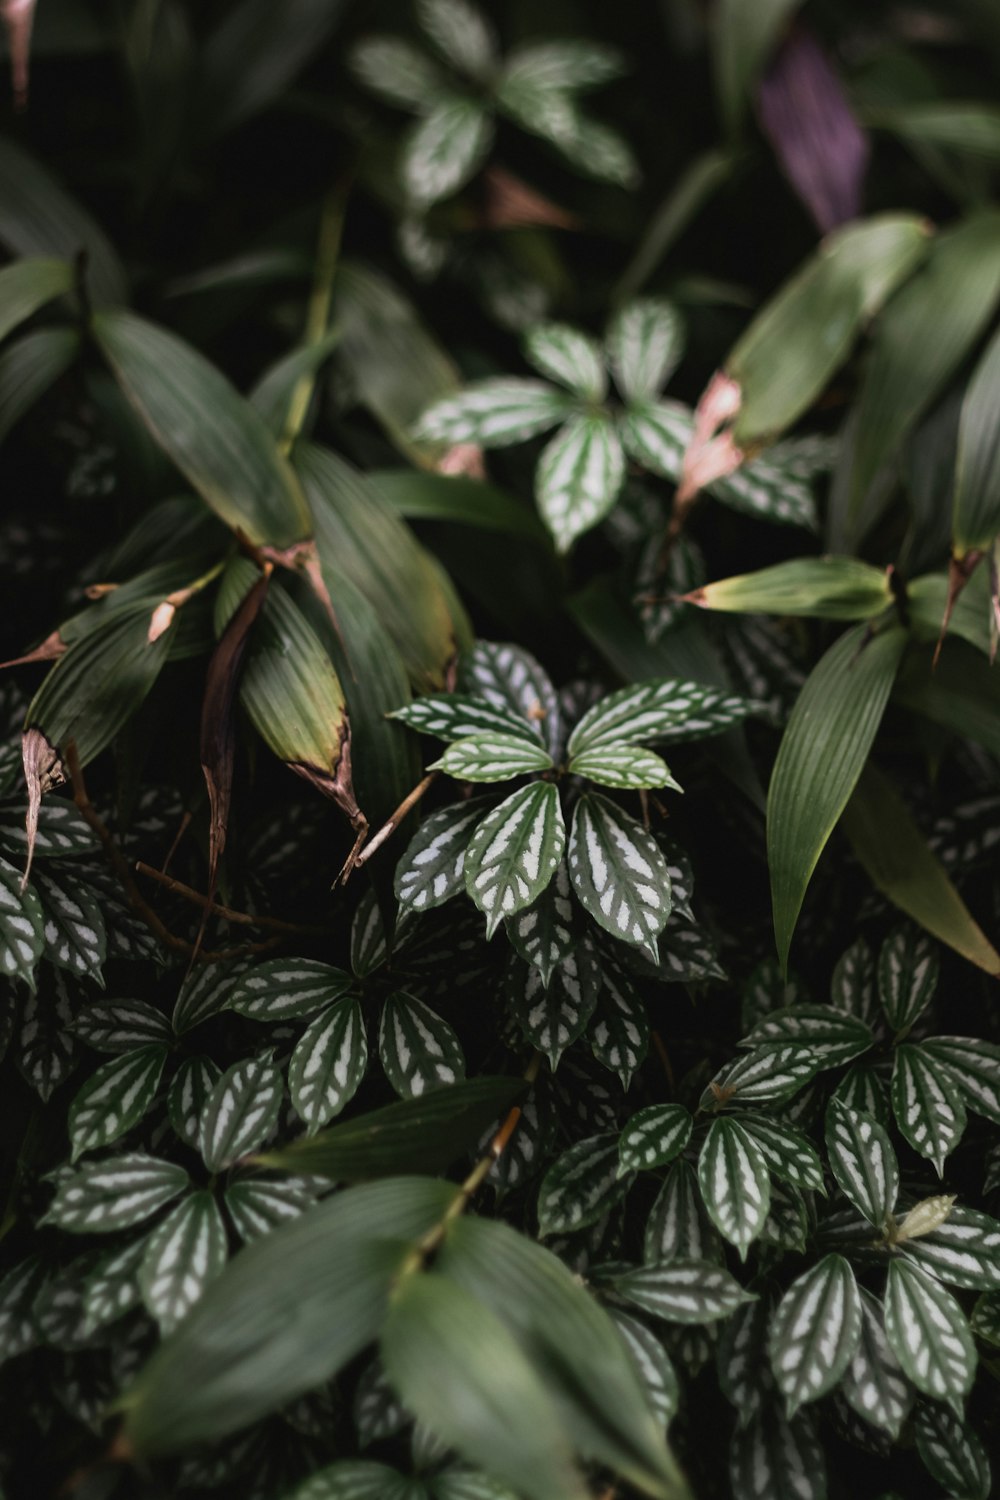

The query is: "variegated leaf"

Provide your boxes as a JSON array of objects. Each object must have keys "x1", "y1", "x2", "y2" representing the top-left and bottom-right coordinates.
[
  {"x1": 504, "y1": 857, "x2": 574, "y2": 986},
  {"x1": 829, "y1": 937, "x2": 879, "y2": 1026},
  {"x1": 464, "y1": 781, "x2": 565, "y2": 937},
  {"x1": 606, "y1": 299, "x2": 684, "y2": 404},
  {"x1": 349, "y1": 36, "x2": 446, "y2": 109},
  {"x1": 350, "y1": 890, "x2": 388, "y2": 978},
  {"x1": 68, "y1": 1043, "x2": 168, "y2": 1161},
  {"x1": 644, "y1": 1160, "x2": 722, "y2": 1265},
  {"x1": 735, "y1": 1115, "x2": 825, "y2": 1194},
  {"x1": 0, "y1": 1257, "x2": 45, "y2": 1363},
  {"x1": 81, "y1": 1237, "x2": 147, "y2": 1336},
  {"x1": 458, "y1": 641, "x2": 560, "y2": 756},
  {"x1": 878, "y1": 926, "x2": 938, "y2": 1035},
  {"x1": 390, "y1": 694, "x2": 539, "y2": 744},
  {"x1": 608, "y1": 1308, "x2": 679, "y2": 1427},
  {"x1": 34, "y1": 866, "x2": 105, "y2": 983},
  {"x1": 168, "y1": 1055, "x2": 222, "y2": 1151},
  {"x1": 711, "y1": 444, "x2": 820, "y2": 531},
  {"x1": 1, "y1": 858, "x2": 55, "y2": 984},
  {"x1": 568, "y1": 793, "x2": 671, "y2": 961},
  {"x1": 884, "y1": 1258, "x2": 976, "y2": 1411},
  {"x1": 704, "y1": 1046, "x2": 818, "y2": 1106},
  {"x1": 891, "y1": 1043, "x2": 967, "y2": 1175},
  {"x1": 401, "y1": 95, "x2": 494, "y2": 207},
  {"x1": 546, "y1": 111, "x2": 638, "y2": 187},
  {"x1": 0, "y1": 799, "x2": 95, "y2": 859},
  {"x1": 523, "y1": 322, "x2": 606, "y2": 399},
  {"x1": 507, "y1": 941, "x2": 599, "y2": 1068},
  {"x1": 16, "y1": 978, "x2": 78, "y2": 1100},
  {"x1": 921, "y1": 1035, "x2": 1000, "y2": 1125},
  {"x1": 42, "y1": 1153, "x2": 189, "y2": 1233},
  {"x1": 825, "y1": 1099, "x2": 899, "y2": 1228},
  {"x1": 228, "y1": 958, "x2": 353, "y2": 1022},
  {"x1": 899, "y1": 1206, "x2": 1000, "y2": 1290},
  {"x1": 717, "y1": 1297, "x2": 774, "y2": 1425},
  {"x1": 832, "y1": 1064, "x2": 890, "y2": 1128},
  {"x1": 225, "y1": 1176, "x2": 317, "y2": 1242},
  {"x1": 33, "y1": 1256, "x2": 100, "y2": 1351},
  {"x1": 395, "y1": 799, "x2": 491, "y2": 915},
  {"x1": 568, "y1": 742, "x2": 681, "y2": 791},
  {"x1": 417, "y1": 0, "x2": 497, "y2": 73},
  {"x1": 697, "y1": 1117, "x2": 771, "y2": 1259},
  {"x1": 290, "y1": 997, "x2": 368, "y2": 1129},
  {"x1": 759, "y1": 1181, "x2": 810, "y2": 1254},
  {"x1": 139, "y1": 1190, "x2": 228, "y2": 1334},
  {"x1": 199, "y1": 1055, "x2": 283, "y2": 1173},
  {"x1": 612, "y1": 1259, "x2": 752, "y2": 1325},
  {"x1": 588, "y1": 964, "x2": 648, "y2": 1089},
  {"x1": 654, "y1": 922, "x2": 726, "y2": 984},
  {"x1": 414, "y1": 378, "x2": 572, "y2": 447},
  {"x1": 379, "y1": 991, "x2": 465, "y2": 1098},
  {"x1": 430, "y1": 731, "x2": 553, "y2": 782},
  {"x1": 501, "y1": 39, "x2": 625, "y2": 92},
  {"x1": 537, "y1": 1132, "x2": 631, "y2": 1237},
  {"x1": 970, "y1": 1291, "x2": 1000, "y2": 1346},
  {"x1": 841, "y1": 1287, "x2": 912, "y2": 1439},
  {"x1": 568, "y1": 678, "x2": 755, "y2": 755},
  {"x1": 535, "y1": 411, "x2": 626, "y2": 553},
  {"x1": 619, "y1": 1104, "x2": 692, "y2": 1177},
  {"x1": 288, "y1": 1460, "x2": 418, "y2": 1499},
  {"x1": 913, "y1": 1401, "x2": 991, "y2": 1500},
  {"x1": 172, "y1": 958, "x2": 249, "y2": 1034},
  {"x1": 740, "y1": 1005, "x2": 874, "y2": 1069},
  {"x1": 618, "y1": 399, "x2": 689, "y2": 480},
  {"x1": 70, "y1": 999, "x2": 171, "y2": 1053},
  {"x1": 729, "y1": 1405, "x2": 826, "y2": 1500},
  {"x1": 768, "y1": 1255, "x2": 862, "y2": 1416}
]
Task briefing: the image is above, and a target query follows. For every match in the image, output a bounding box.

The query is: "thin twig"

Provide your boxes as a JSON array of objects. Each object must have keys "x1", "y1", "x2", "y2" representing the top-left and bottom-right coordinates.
[
  {"x1": 135, "y1": 862, "x2": 328, "y2": 936},
  {"x1": 353, "y1": 772, "x2": 439, "y2": 872}
]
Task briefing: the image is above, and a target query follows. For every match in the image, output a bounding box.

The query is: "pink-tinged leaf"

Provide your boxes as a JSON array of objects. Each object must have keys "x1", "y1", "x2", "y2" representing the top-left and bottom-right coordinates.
[
  {"x1": 20, "y1": 726, "x2": 63, "y2": 890},
  {"x1": 2, "y1": 0, "x2": 35, "y2": 109},
  {"x1": 757, "y1": 28, "x2": 869, "y2": 233}
]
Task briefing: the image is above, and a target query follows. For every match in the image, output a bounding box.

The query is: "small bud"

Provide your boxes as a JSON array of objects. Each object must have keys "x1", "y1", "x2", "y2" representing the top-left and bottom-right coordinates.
[
  {"x1": 894, "y1": 1193, "x2": 956, "y2": 1245},
  {"x1": 147, "y1": 602, "x2": 176, "y2": 643}
]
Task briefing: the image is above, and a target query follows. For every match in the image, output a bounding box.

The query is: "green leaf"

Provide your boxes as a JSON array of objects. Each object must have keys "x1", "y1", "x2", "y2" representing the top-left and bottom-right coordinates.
[
  {"x1": 290, "y1": 998, "x2": 368, "y2": 1131},
  {"x1": 504, "y1": 857, "x2": 575, "y2": 986},
  {"x1": 878, "y1": 926, "x2": 938, "y2": 1036},
  {"x1": 568, "y1": 677, "x2": 754, "y2": 755},
  {"x1": 712, "y1": 0, "x2": 802, "y2": 136},
  {"x1": 68, "y1": 1044, "x2": 168, "y2": 1161},
  {"x1": 535, "y1": 412, "x2": 625, "y2": 553},
  {"x1": 417, "y1": 0, "x2": 497, "y2": 76},
  {"x1": 508, "y1": 942, "x2": 600, "y2": 1068},
  {"x1": 139, "y1": 1190, "x2": 228, "y2": 1334},
  {"x1": 402, "y1": 96, "x2": 494, "y2": 208},
  {"x1": 0, "y1": 1257, "x2": 46, "y2": 1363},
  {"x1": 970, "y1": 1292, "x2": 1000, "y2": 1347},
  {"x1": 0, "y1": 796, "x2": 95, "y2": 861},
  {"x1": 612, "y1": 1259, "x2": 752, "y2": 1325},
  {"x1": 430, "y1": 732, "x2": 553, "y2": 782},
  {"x1": 464, "y1": 782, "x2": 565, "y2": 938},
  {"x1": 81, "y1": 1238, "x2": 147, "y2": 1337},
  {"x1": 288, "y1": 1459, "x2": 420, "y2": 1499},
  {"x1": 168, "y1": 1056, "x2": 222, "y2": 1151},
  {"x1": 258, "y1": 1077, "x2": 522, "y2": 1180},
  {"x1": 717, "y1": 1298, "x2": 773, "y2": 1425},
  {"x1": 689, "y1": 558, "x2": 892, "y2": 621},
  {"x1": 728, "y1": 1405, "x2": 826, "y2": 1500},
  {"x1": 172, "y1": 960, "x2": 248, "y2": 1034},
  {"x1": 841, "y1": 1288, "x2": 912, "y2": 1440},
  {"x1": 706, "y1": 1046, "x2": 817, "y2": 1105},
  {"x1": 568, "y1": 743, "x2": 681, "y2": 791},
  {"x1": 120, "y1": 1177, "x2": 459, "y2": 1457},
  {"x1": 43, "y1": 1154, "x2": 189, "y2": 1234},
  {"x1": 767, "y1": 623, "x2": 908, "y2": 972},
  {"x1": 381, "y1": 1273, "x2": 585, "y2": 1500},
  {"x1": 501, "y1": 40, "x2": 625, "y2": 92},
  {"x1": 735, "y1": 1116, "x2": 824, "y2": 1195},
  {"x1": 825, "y1": 1100, "x2": 898, "y2": 1228},
  {"x1": 568, "y1": 792, "x2": 672, "y2": 960},
  {"x1": 372, "y1": 467, "x2": 550, "y2": 544},
  {"x1": 606, "y1": 299, "x2": 684, "y2": 404},
  {"x1": 414, "y1": 378, "x2": 573, "y2": 448},
  {"x1": 619, "y1": 399, "x2": 690, "y2": 480},
  {"x1": 609, "y1": 1309, "x2": 680, "y2": 1428},
  {"x1": 921, "y1": 1035, "x2": 1000, "y2": 1124},
  {"x1": 390, "y1": 694, "x2": 541, "y2": 744},
  {"x1": 524, "y1": 322, "x2": 607, "y2": 400},
  {"x1": 0, "y1": 257, "x2": 73, "y2": 344},
  {"x1": 34, "y1": 866, "x2": 106, "y2": 982},
  {"x1": 884, "y1": 1259, "x2": 976, "y2": 1412},
  {"x1": 349, "y1": 36, "x2": 446, "y2": 110},
  {"x1": 645, "y1": 1161, "x2": 722, "y2": 1264},
  {"x1": 224, "y1": 1177, "x2": 317, "y2": 1241},
  {"x1": 619, "y1": 1105, "x2": 693, "y2": 1176},
  {"x1": 537, "y1": 1133, "x2": 632, "y2": 1237},
  {"x1": 891, "y1": 1044, "x2": 966, "y2": 1175},
  {"x1": 710, "y1": 439, "x2": 830, "y2": 530},
  {"x1": 830, "y1": 937, "x2": 878, "y2": 1024},
  {"x1": 0, "y1": 855, "x2": 44, "y2": 986},
  {"x1": 199, "y1": 1055, "x2": 283, "y2": 1173},
  {"x1": 741, "y1": 1006, "x2": 874, "y2": 1069},
  {"x1": 899, "y1": 1206, "x2": 1000, "y2": 1291},
  {"x1": 768, "y1": 1255, "x2": 862, "y2": 1416},
  {"x1": 589, "y1": 966, "x2": 650, "y2": 1089},
  {"x1": 227, "y1": 959, "x2": 353, "y2": 1023},
  {"x1": 697, "y1": 1117, "x2": 771, "y2": 1259},
  {"x1": 913, "y1": 1401, "x2": 991, "y2": 1500},
  {"x1": 379, "y1": 991, "x2": 466, "y2": 1098},
  {"x1": 841, "y1": 763, "x2": 1000, "y2": 976},
  {"x1": 70, "y1": 999, "x2": 171, "y2": 1053},
  {"x1": 953, "y1": 319, "x2": 1000, "y2": 553},
  {"x1": 395, "y1": 799, "x2": 492, "y2": 915},
  {"x1": 93, "y1": 310, "x2": 309, "y2": 547}
]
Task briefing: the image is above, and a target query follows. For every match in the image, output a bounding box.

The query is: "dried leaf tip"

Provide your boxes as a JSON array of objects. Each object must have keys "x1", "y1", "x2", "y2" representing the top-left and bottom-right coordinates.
[
  {"x1": 2, "y1": 0, "x2": 36, "y2": 109},
  {"x1": 20, "y1": 725, "x2": 64, "y2": 889},
  {"x1": 934, "y1": 549, "x2": 984, "y2": 670},
  {"x1": 676, "y1": 372, "x2": 744, "y2": 508}
]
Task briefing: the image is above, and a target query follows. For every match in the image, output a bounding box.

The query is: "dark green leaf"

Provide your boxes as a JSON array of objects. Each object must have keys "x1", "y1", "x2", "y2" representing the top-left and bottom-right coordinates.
[
  {"x1": 139, "y1": 1190, "x2": 228, "y2": 1333},
  {"x1": 884, "y1": 1259, "x2": 976, "y2": 1411},
  {"x1": 228, "y1": 959, "x2": 353, "y2": 1022},
  {"x1": 379, "y1": 991, "x2": 466, "y2": 1098},
  {"x1": 290, "y1": 998, "x2": 369, "y2": 1131},
  {"x1": 199, "y1": 1055, "x2": 283, "y2": 1173},
  {"x1": 768, "y1": 1255, "x2": 862, "y2": 1416},
  {"x1": 68, "y1": 1043, "x2": 168, "y2": 1161},
  {"x1": 697, "y1": 1117, "x2": 771, "y2": 1259}
]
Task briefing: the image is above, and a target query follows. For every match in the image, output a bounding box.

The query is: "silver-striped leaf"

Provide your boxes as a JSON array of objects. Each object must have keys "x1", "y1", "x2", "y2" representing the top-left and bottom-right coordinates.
[
  {"x1": 831, "y1": 1064, "x2": 890, "y2": 1128},
  {"x1": 287, "y1": 1459, "x2": 418, "y2": 1499},
  {"x1": 350, "y1": 890, "x2": 389, "y2": 979},
  {"x1": 717, "y1": 1297, "x2": 774, "y2": 1426},
  {"x1": 139, "y1": 1190, "x2": 228, "y2": 1334},
  {"x1": 878, "y1": 926, "x2": 938, "y2": 1036},
  {"x1": 913, "y1": 1401, "x2": 991, "y2": 1500},
  {"x1": 0, "y1": 855, "x2": 44, "y2": 986},
  {"x1": 290, "y1": 997, "x2": 369, "y2": 1129},
  {"x1": 767, "y1": 1254, "x2": 862, "y2": 1416},
  {"x1": 655, "y1": 922, "x2": 727, "y2": 983},
  {"x1": 608, "y1": 1308, "x2": 680, "y2": 1427},
  {"x1": 535, "y1": 411, "x2": 626, "y2": 553},
  {"x1": 829, "y1": 937, "x2": 879, "y2": 1026},
  {"x1": 899, "y1": 1206, "x2": 1000, "y2": 1290},
  {"x1": 619, "y1": 1105, "x2": 693, "y2": 1177},
  {"x1": 536, "y1": 1132, "x2": 631, "y2": 1237},
  {"x1": 644, "y1": 1160, "x2": 723, "y2": 1265},
  {"x1": 825, "y1": 1099, "x2": 899, "y2": 1228},
  {"x1": 971, "y1": 1291, "x2": 1000, "y2": 1346},
  {"x1": 891, "y1": 1043, "x2": 967, "y2": 1175},
  {"x1": 464, "y1": 781, "x2": 565, "y2": 938},
  {"x1": 740, "y1": 1005, "x2": 875, "y2": 1069},
  {"x1": 417, "y1": 0, "x2": 498, "y2": 76},
  {"x1": 68, "y1": 1043, "x2": 168, "y2": 1161},
  {"x1": 172, "y1": 958, "x2": 249, "y2": 1034},
  {"x1": 568, "y1": 742, "x2": 681, "y2": 791},
  {"x1": 34, "y1": 866, "x2": 106, "y2": 983},
  {"x1": 70, "y1": 999, "x2": 171, "y2": 1054},
  {"x1": 0, "y1": 1257, "x2": 46, "y2": 1362},
  {"x1": 618, "y1": 399, "x2": 689, "y2": 481},
  {"x1": 168, "y1": 1055, "x2": 222, "y2": 1151},
  {"x1": 729, "y1": 1405, "x2": 826, "y2": 1500},
  {"x1": 395, "y1": 799, "x2": 491, "y2": 915},
  {"x1": 612, "y1": 1259, "x2": 752, "y2": 1325},
  {"x1": 697, "y1": 1117, "x2": 771, "y2": 1259},
  {"x1": 759, "y1": 1181, "x2": 811, "y2": 1254},
  {"x1": 401, "y1": 96, "x2": 494, "y2": 207},
  {"x1": 735, "y1": 1115, "x2": 825, "y2": 1194},
  {"x1": 507, "y1": 941, "x2": 599, "y2": 1068},
  {"x1": 414, "y1": 378, "x2": 572, "y2": 448},
  {"x1": 81, "y1": 1237, "x2": 147, "y2": 1336},
  {"x1": 349, "y1": 36, "x2": 446, "y2": 110},
  {"x1": 568, "y1": 792, "x2": 671, "y2": 961},
  {"x1": 588, "y1": 965, "x2": 649, "y2": 1089},
  {"x1": 390, "y1": 694, "x2": 540, "y2": 744},
  {"x1": 430, "y1": 732, "x2": 553, "y2": 782},
  {"x1": 840, "y1": 1287, "x2": 912, "y2": 1439},
  {"x1": 458, "y1": 641, "x2": 560, "y2": 756},
  {"x1": 606, "y1": 299, "x2": 684, "y2": 404},
  {"x1": 42, "y1": 1153, "x2": 189, "y2": 1233},
  {"x1": 704, "y1": 1046, "x2": 819, "y2": 1106},
  {"x1": 568, "y1": 677, "x2": 755, "y2": 755},
  {"x1": 224, "y1": 1176, "x2": 318, "y2": 1242},
  {"x1": 16, "y1": 979, "x2": 79, "y2": 1101},
  {"x1": 711, "y1": 445, "x2": 821, "y2": 531},
  {"x1": 228, "y1": 959, "x2": 353, "y2": 1023},
  {"x1": 921, "y1": 1035, "x2": 1000, "y2": 1125},
  {"x1": 379, "y1": 991, "x2": 465, "y2": 1099},
  {"x1": 884, "y1": 1258, "x2": 977, "y2": 1411},
  {"x1": 0, "y1": 799, "x2": 95, "y2": 859},
  {"x1": 199, "y1": 1055, "x2": 283, "y2": 1172},
  {"x1": 504, "y1": 857, "x2": 574, "y2": 986},
  {"x1": 523, "y1": 322, "x2": 606, "y2": 400}
]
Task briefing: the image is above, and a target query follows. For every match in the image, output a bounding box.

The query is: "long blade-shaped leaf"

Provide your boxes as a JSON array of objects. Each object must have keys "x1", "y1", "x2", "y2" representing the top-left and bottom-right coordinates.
[
  {"x1": 0, "y1": 256, "x2": 72, "y2": 343},
  {"x1": 953, "y1": 319, "x2": 1000, "y2": 554},
  {"x1": 687, "y1": 557, "x2": 891, "y2": 620}
]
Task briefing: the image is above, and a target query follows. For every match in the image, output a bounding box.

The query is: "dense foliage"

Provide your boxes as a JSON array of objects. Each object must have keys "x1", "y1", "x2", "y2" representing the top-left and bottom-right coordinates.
[{"x1": 3, "y1": 2, "x2": 1000, "y2": 1498}]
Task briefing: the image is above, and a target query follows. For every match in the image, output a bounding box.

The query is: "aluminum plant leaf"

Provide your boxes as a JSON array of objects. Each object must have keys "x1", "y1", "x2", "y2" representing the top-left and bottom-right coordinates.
[
  {"x1": 172, "y1": 960, "x2": 249, "y2": 1034},
  {"x1": 139, "y1": 1190, "x2": 228, "y2": 1334},
  {"x1": 0, "y1": 796, "x2": 95, "y2": 860},
  {"x1": 734, "y1": 1116, "x2": 824, "y2": 1194},
  {"x1": 0, "y1": 854, "x2": 43, "y2": 986},
  {"x1": 568, "y1": 678, "x2": 754, "y2": 755},
  {"x1": 81, "y1": 1238, "x2": 147, "y2": 1338},
  {"x1": 619, "y1": 399, "x2": 690, "y2": 481},
  {"x1": 414, "y1": 378, "x2": 574, "y2": 448},
  {"x1": 568, "y1": 793, "x2": 671, "y2": 961},
  {"x1": 609, "y1": 1309, "x2": 680, "y2": 1428},
  {"x1": 568, "y1": 743, "x2": 681, "y2": 791},
  {"x1": 898, "y1": 1206, "x2": 1000, "y2": 1291},
  {"x1": 199, "y1": 1055, "x2": 284, "y2": 1173},
  {"x1": 953, "y1": 318, "x2": 1000, "y2": 553},
  {"x1": 34, "y1": 866, "x2": 106, "y2": 982},
  {"x1": 290, "y1": 997, "x2": 368, "y2": 1131},
  {"x1": 612, "y1": 1260, "x2": 752, "y2": 1325},
  {"x1": 891, "y1": 1043, "x2": 967, "y2": 1175},
  {"x1": 913, "y1": 1401, "x2": 991, "y2": 1500},
  {"x1": 70, "y1": 999, "x2": 170, "y2": 1054},
  {"x1": 767, "y1": 623, "x2": 908, "y2": 973},
  {"x1": 505, "y1": 857, "x2": 575, "y2": 985},
  {"x1": 458, "y1": 641, "x2": 560, "y2": 756},
  {"x1": 705, "y1": 1045, "x2": 818, "y2": 1106},
  {"x1": 535, "y1": 412, "x2": 626, "y2": 553},
  {"x1": 921, "y1": 1035, "x2": 1000, "y2": 1124},
  {"x1": 717, "y1": 1297, "x2": 774, "y2": 1425},
  {"x1": 589, "y1": 965, "x2": 649, "y2": 1089},
  {"x1": 645, "y1": 1160, "x2": 723, "y2": 1265},
  {"x1": 829, "y1": 936, "x2": 877, "y2": 1023},
  {"x1": 395, "y1": 799, "x2": 492, "y2": 915},
  {"x1": 228, "y1": 959, "x2": 353, "y2": 1023},
  {"x1": 507, "y1": 942, "x2": 600, "y2": 1068},
  {"x1": 771, "y1": 1257, "x2": 863, "y2": 1419},
  {"x1": 168, "y1": 1056, "x2": 222, "y2": 1151},
  {"x1": 825, "y1": 1099, "x2": 898, "y2": 1228},
  {"x1": 884, "y1": 1258, "x2": 976, "y2": 1412},
  {"x1": 224, "y1": 1177, "x2": 318, "y2": 1242},
  {"x1": 402, "y1": 96, "x2": 494, "y2": 208},
  {"x1": 42, "y1": 1154, "x2": 190, "y2": 1234},
  {"x1": 524, "y1": 322, "x2": 607, "y2": 400},
  {"x1": 464, "y1": 781, "x2": 565, "y2": 938},
  {"x1": 68, "y1": 1044, "x2": 168, "y2": 1161},
  {"x1": 619, "y1": 1105, "x2": 693, "y2": 1177},
  {"x1": 840, "y1": 1287, "x2": 912, "y2": 1439},
  {"x1": 429, "y1": 731, "x2": 553, "y2": 782},
  {"x1": 0, "y1": 256, "x2": 73, "y2": 343},
  {"x1": 686, "y1": 557, "x2": 891, "y2": 620},
  {"x1": 697, "y1": 1117, "x2": 771, "y2": 1259},
  {"x1": 501, "y1": 39, "x2": 626, "y2": 92},
  {"x1": 379, "y1": 991, "x2": 466, "y2": 1099},
  {"x1": 0, "y1": 1257, "x2": 46, "y2": 1363},
  {"x1": 877, "y1": 926, "x2": 938, "y2": 1035},
  {"x1": 606, "y1": 299, "x2": 684, "y2": 404},
  {"x1": 740, "y1": 1005, "x2": 874, "y2": 1069},
  {"x1": 537, "y1": 1133, "x2": 632, "y2": 1237},
  {"x1": 349, "y1": 36, "x2": 445, "y2": 109},
  {"x1": 93, "y1": 310, "x2": 309, "y2": 546},
  {"x1": 728, "y1": 1404, "x2": 826, "y2": 1500},
  {"x1": 390, "y1": 694, "x2": 541, "y2": 744},
  {"x1": 285, "y1": 1460, "x2": 419, "y2": 1499}
]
